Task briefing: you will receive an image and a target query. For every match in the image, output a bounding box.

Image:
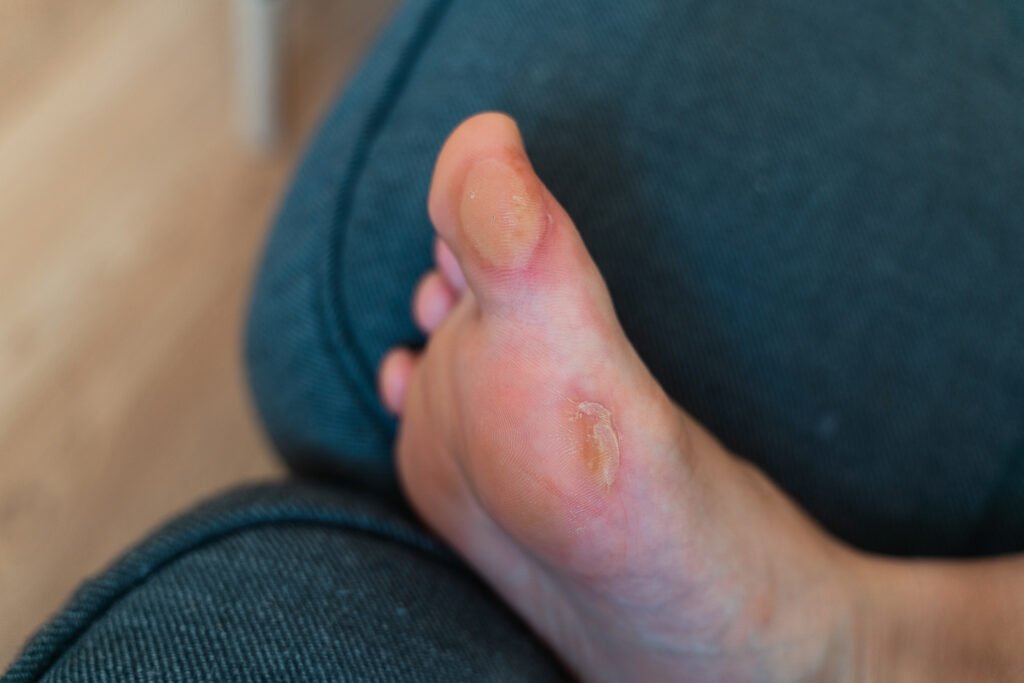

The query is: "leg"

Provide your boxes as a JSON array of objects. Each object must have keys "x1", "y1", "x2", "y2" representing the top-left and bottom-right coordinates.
[
  {"x1": 5, "y1": 482, "x2": 564, "y2": 682},
  {"x1": 247, "y1": 0, "x2": 1024, "y2": 553}
]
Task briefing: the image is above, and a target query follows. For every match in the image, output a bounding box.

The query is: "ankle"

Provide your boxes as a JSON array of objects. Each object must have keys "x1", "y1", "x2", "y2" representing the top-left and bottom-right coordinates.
[
  {"x1": 851, "y1": 555, "x2": 1024, "y2": 683},
  {"x1": 730, "y1": 465, "x2": 872, "y2": 683},
  {"x1": 772, "y1": 548, "x2": 869, "y2": 683}
]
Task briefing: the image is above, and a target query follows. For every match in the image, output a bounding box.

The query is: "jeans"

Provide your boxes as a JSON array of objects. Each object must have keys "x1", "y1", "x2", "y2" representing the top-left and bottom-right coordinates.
[
  {"x1": 8, "y1": 0, "x2": 1024, "y2": 680},
  {"x1": 5, "y1": 483, "x2": 564, "y2": 682},
  {"x1": 249, "y1": 0, "x2": 1024, "y2": 557}
]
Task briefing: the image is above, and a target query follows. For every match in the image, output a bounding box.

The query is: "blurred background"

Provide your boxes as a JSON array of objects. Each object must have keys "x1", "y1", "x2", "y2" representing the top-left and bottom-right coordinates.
[{"x1": 0, "y1": 0, "x2": 397, "y2": 665}]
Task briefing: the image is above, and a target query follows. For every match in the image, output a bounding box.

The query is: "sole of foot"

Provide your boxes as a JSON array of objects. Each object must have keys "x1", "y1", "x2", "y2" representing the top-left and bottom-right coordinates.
[{"x1": 380, "y1": 112, "x2": 865, "y2": 682}]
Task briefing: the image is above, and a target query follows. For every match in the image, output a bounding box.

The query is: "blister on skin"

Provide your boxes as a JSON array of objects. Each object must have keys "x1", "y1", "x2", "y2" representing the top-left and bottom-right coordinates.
[
  {"x1": 460, "y1": 158, "x2": 545, "y2": 269},
  {"x1": 573, "y1": 401, "x2": 620, "y2": 489}
]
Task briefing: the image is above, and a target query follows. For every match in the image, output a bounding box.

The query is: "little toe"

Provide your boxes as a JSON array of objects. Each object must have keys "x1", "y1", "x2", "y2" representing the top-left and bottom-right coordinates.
[
  {"x1": 378, "y1": 348, "x2": 418, "y2": 415},
  {"x1": 434, "y1": 237, "x2": 467, "y2": 293},
  {"x1": 413, "y1": 270, "x2": 457, "y2": 334}
]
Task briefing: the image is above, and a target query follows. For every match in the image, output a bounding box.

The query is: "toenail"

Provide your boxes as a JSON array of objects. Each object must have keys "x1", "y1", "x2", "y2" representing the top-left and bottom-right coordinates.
[
  {"x1": 459, "y1": 157, "x2": 546, "y2": 269},
  {"x1": 573, "y1": 401, "x2": 620, "y2": 489}
]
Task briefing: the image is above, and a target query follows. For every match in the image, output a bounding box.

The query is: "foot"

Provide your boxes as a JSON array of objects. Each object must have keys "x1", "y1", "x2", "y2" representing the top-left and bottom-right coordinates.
[{"x1": 379, "y1": 113, "x2": 864, "y2": 682}]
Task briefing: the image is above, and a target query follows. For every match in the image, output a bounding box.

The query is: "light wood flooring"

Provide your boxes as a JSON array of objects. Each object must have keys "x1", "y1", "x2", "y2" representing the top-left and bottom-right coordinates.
[{"x1": 0, "y1": 0, "x2": 397, "y2": 665}]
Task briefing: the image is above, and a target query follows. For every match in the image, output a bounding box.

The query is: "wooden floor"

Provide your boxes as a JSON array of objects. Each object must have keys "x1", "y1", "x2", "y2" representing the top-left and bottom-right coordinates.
[{"x1": 0, "y1": 0, "x2": 397, "y2": 666}]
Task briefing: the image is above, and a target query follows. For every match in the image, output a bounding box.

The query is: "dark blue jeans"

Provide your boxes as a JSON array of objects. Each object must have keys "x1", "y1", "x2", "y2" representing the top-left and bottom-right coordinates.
[
  {"x1": 8, "y1": 0, "x2": 1024, "y2": 680},
  {"x1": 4, "y1": 483, "x2": 564, "y2": 682},
  {"x1": 247, "y1": 0, "x2": 1024, "y2": 557}
]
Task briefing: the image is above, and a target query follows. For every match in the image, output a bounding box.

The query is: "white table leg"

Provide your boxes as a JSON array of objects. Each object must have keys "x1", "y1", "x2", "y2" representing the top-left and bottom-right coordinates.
[{"x1": 233, "y1": 0, "x2": 286, "y2": 150}]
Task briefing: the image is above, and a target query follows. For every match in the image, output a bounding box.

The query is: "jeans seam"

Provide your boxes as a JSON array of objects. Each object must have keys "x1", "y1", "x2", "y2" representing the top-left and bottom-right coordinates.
[{"x1": 313, "y1": 0, "x2": 456, "y2": 438}]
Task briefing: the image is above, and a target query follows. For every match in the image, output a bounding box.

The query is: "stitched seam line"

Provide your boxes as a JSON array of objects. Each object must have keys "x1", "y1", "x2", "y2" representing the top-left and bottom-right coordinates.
[{"x1": 314, "y1": 0, "x2": 455, "y2": 438}]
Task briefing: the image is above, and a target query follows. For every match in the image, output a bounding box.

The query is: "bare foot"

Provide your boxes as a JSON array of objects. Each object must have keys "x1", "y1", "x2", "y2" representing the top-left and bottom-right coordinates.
[{"x1": 379, "y1": 113, "x2": 864, "y2": 682}]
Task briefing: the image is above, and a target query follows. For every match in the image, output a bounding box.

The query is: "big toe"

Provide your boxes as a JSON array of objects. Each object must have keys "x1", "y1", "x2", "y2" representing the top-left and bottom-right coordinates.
[{"x1": 428, "y1": 112, "x2": 614, "y2": 318}]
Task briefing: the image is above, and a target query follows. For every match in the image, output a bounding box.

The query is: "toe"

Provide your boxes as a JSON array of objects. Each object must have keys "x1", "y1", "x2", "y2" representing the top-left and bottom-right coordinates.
[
  {"x1": 427, "y1": 113, "x2": 552, "y2": 308},
  {"x1": 434, "y1": 238, "x2": 466, "y2": 293},
  {"x1": 378, "y1": 348, "x2": 417, "y2": 415},
  {"x1": 427, "y1": 112, "x2": 615, "y2": 319},
  {"x1": 429, "y1": 113, "x2": 545, "y2": 278},
  {"x1": 413, "y1": 270, "x2": 457, "y2": 333}
]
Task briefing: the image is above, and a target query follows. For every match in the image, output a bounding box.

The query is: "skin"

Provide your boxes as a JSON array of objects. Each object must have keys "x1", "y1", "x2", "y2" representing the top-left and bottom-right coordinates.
[{"x1": 379, "y1": 112, "x2": 1024, "y2": 682}]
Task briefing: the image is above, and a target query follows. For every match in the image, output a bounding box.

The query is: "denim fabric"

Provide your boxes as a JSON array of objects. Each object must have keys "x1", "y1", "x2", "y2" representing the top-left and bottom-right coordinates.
[
  {"x1": 244, "y1": 0, "x2": 454, "y2": 498},
  {"x1": 247, "y1": 0, "x2": 1024, "y2": 557},
  {"x1": 4, "y1": 482, "x2": 564, "y2": 682}
]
